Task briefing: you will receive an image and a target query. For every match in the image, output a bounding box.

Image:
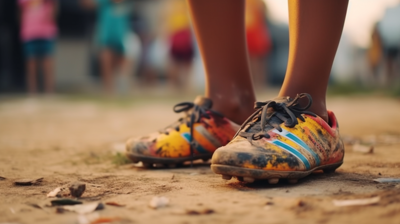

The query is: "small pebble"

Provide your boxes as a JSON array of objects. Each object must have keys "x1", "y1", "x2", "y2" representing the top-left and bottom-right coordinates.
[{"x1": 69, "y1": 182, "x2": 86, "y2": 198}]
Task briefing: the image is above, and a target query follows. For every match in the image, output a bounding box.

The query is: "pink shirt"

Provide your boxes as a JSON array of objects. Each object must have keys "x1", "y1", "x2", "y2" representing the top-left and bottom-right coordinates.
[{"x1": 19, "y1": 0, "x2": 57, "y2": 41}]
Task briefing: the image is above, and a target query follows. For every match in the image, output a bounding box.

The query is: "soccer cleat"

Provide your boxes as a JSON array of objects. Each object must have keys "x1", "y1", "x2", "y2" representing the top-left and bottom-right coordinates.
[
  {"x1": 211, "y1": 93, "x2": 344, "y2": 183},
  {"x1": 126, "y1": 96, "x2": 239, "y2": 167}
]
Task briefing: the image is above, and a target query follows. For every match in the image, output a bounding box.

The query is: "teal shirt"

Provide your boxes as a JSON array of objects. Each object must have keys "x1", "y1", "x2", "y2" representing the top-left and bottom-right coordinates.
[{"x1": 95, "y1": 0, "x2": 131, "y2": 43}]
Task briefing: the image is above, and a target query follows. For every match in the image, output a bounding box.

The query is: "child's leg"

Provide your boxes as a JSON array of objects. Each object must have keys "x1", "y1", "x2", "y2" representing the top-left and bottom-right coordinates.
[
  {"x1": 42, "y1": 56, "x2": 55, "y2": 94},
  {"x1": 279, "y1": 0, "x2": 348, "y2": 122},
  {"x1": 186, "y1": 0, "x2": 255, "y2": 124},
  {"x1": 99, "y1": 49, "x2": 114, "y2": 94},
  {"x1": 115, "y1": 55, "x2": 133, "y2": 94},
  {"x1": 126, "y1": 0, "x2": 253, "y2": 166},
  {"x1": 26, "y1": 58, "x2": 38, "y2": 94},
  {"x1": 211, "y1": 0, "x2": 349, "y2": 182}
]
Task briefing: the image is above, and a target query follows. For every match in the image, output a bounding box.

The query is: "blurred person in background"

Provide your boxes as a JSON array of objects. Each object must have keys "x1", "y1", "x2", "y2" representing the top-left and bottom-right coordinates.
[
  {"x1": 377, "y1": 3, "x2": 400, "y2": 85},
  {"x1": 367, "y1": 24, "x2": 383, "y2": 83},
  {"x1": 165, "y1": 0, "x2": 194, "y2": 90},
  {"x1": 246, "y1": 0, "x2": 272, "y2": 89},
  {"x1": 81, "y1": 0, "x2": 140, "y2": 95},
  {"x1": 18, "y1": 0, "x2": 58, "y2": 95}
]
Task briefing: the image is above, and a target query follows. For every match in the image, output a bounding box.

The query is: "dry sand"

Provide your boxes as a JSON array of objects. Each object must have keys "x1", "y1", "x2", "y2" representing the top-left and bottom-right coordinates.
[{"x1": 1, "y1": 94, "x2": 400, "y2": 224}]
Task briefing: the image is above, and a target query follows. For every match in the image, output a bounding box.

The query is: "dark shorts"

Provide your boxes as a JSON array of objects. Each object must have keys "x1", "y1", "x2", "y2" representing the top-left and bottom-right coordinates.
[
  {"x1": 170, "y1": 47, "x2": 194, "y2": 63},
  {"x1": 385, "y1": 47, "x2": 399, "y2": 58},
  {"x1": 24, "y1": 39, "x2": 55, "y2": 58}
]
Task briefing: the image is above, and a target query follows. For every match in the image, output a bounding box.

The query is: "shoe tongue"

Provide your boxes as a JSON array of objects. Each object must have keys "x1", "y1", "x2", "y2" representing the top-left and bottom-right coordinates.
[
  {"x1": 194, "y1": 96, "x2": 213, "y2": 109},
  {"x1": 273, "y1": 96, "x2": 291, "y2": 104},
  {"x1": 245, "y1": 96, "x2": 292, "y2": 133}
]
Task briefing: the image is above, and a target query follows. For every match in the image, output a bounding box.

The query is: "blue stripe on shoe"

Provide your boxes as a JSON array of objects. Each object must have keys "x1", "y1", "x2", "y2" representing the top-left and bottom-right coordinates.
[
  {"x1": 274, "y1": 129, "x2": 321, "y2": 166},
  {"x1": 181, "y1": 132, "x2": 208, "y2": 154},
  {"x1": 271, "y1": 140, "x2": 311, "y2": 170}
]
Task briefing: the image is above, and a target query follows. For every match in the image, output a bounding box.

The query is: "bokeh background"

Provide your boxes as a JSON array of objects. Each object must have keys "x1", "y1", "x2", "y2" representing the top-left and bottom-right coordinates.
[{"x1": 0, "y1": 0, "x2": 399, "y2": 96}]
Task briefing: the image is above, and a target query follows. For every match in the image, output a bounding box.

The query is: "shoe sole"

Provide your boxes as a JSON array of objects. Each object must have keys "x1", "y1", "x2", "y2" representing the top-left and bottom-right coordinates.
[
  {"x1": 126, "y1": 152, "x2": 212, "y2": 168},
  {"x1": 211, "y1": 162, "x2": 342, "y2": 184}
]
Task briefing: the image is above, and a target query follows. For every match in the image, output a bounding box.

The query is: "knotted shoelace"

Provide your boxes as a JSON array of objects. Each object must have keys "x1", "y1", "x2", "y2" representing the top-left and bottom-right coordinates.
[
  {"x1": 237, "y1": 93, "x2": 317, "y2": 142},
  {"x1": 162, "y1": 102, "x2": 214, "y2": 166}
]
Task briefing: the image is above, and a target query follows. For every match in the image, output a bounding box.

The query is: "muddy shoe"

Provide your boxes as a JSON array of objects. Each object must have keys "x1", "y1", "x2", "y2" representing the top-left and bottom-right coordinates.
[
  {"x1": 126, "y1": 96, "x2": 239, "y2": 168},
  {"x1": 211, "y1": 93, "x2": 344, "y2": 184}
]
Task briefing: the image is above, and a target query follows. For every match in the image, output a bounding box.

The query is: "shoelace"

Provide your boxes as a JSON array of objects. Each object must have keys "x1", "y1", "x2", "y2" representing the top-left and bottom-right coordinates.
[
  {"x1": 237, "y1": 93, "x2": 317, "y2": 142},
  {"x1": 162, "y1": 102, "x2": 212, "y2": 166}
]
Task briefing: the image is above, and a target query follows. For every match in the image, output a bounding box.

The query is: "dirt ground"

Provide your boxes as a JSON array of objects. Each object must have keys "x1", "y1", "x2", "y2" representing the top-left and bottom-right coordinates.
[{"x1": 1, "y1": 93, "x2": 400, "y2": 224}]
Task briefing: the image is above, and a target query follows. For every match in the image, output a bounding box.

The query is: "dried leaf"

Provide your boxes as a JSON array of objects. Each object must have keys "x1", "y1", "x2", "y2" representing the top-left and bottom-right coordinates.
[
  {"x1": 333, "y1": 196, "x2": 380, "y2": 207},
  {"x1": 373, "y1": 178, "x2": 400, "y2": 183},
  {"x1": 105, "y1": 202, "x2": 125, "y2": 207},
  {"x1": 14, "y1": 177, "x2": 43, "y2": 186},
  {"x1": 47, "y1": 187, "x2": 62, "y2": 198},
  {"x1": 51, "y1": 198, "x2": 83, "y2": 206},
  {"x1": 63, "y1": 202, "x2": 104, "y2": 214},
  {"x1": 188, "y1": 209, "x2": 214, "y2": 215},
  {"x1": 90, "y1": 217, "x2": 121, "y2": 224},
  {"x1": 26, "y1": 203, "x2": 42, "y2": 209}
]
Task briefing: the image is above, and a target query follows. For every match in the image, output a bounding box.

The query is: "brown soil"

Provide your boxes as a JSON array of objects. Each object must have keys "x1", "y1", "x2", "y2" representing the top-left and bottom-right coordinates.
[{"x1": 1, "y1": 94, "x2": 400, "y2": 224}]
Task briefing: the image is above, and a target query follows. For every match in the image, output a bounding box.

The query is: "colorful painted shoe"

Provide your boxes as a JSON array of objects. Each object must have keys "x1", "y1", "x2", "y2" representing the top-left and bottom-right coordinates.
[
  {"x1": 126, "y1": 96, "x2": 239, "y2": 168},
  {"x1": 211, "y1": 93, "x2": 344, "y2": 184}
]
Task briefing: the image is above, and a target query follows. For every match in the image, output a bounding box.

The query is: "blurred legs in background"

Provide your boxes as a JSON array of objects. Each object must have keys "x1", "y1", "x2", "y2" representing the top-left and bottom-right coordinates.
[
  {"x1": 99, "y1": 49, "x2": 114, "y2": 94},
  {"x1": 25, "y1": 40, "x2": 55, "y2": 95},
  {"x1": 99, "y1": 47, "x2": 134, "y2": 95},
  {"x1": 26, "y1": 58, "x2": 37, "y2": 94},
  {"x1": 42, "y1": 56, "x2": 55, "y2": 94}
]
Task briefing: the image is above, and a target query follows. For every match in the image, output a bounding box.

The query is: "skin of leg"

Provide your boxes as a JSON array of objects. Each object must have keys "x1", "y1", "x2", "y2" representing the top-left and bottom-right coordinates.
[
  {"x1": 186, "y1": 0, "x2": 255, "y2": 124},
  {"x1": 26, "y1": 57, "x2": 38, "y2": 94},
  {"x1": 42, "y1": 56, "x2": 55, "y2": 94},
  {"x1": 116, "y1": 55, "x2": 133, "y2": 77},
  {"x1": 279, "y1": 0, "x2": 349, "y2": 122},
  {"x1": 116, "y1": 54, "x2": 134, "y2": 94},
  {"x1": 179, "y1": 61, "x2": 193, "y2": 91},
  {"x1": 99, "y1": 49, "x2": 114, "y2": 94},
  {"x1": 167, "y1": 58, "x2": 181, "y2": 89}
]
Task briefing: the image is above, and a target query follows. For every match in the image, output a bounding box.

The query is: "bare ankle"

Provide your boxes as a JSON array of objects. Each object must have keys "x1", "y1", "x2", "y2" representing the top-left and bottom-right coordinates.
[{"x1": 210, "y1": 96, "x2": 255, "y2": 124}]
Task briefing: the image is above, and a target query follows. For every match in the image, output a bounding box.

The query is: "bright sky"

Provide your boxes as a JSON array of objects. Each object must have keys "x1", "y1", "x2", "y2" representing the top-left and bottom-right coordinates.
[{"x1": 264, "y1": 0, "x2": 400, "y2": 48}]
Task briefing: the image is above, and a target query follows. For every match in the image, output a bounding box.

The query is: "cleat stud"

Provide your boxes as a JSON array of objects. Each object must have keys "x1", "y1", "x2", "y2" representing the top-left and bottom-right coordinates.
[
  {"x1": 236, "y1": 176, "x2": 244, "y2": 182},
  {"x1": 175, "y1": 163, "x2": 184, "y2": 168},
  {"x1": 243, "y1": 177, "x2": 255, "y2": 183},
  {"x1": 288, "y1": 179, "x2": 298, "y2": 184},
  {"x1": 142, "y1": 162, "x2": 153, "y2": 168},
  {"x1": 168, "y1": 164, "x2": 177, "y2": 168},
  {"x1": 154, "y1": 163, "x2": 164, "y2": 168},
  {"x1": 130, "y1": 159, "x2": 140, "y2": 163},
  {"x1": 268, "y1": 178, "x2": 279, "y2": 184},
  {"x1": 323, "y1": 168, "x2": 336, "y2": 174},
  {"x1": 222, "y1": 175, "x2": 232, "y2": 180}
]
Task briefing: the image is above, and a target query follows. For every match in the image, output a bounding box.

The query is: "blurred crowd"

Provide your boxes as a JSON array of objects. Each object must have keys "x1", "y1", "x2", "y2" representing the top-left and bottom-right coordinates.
[{"x1": 0, "y1": 0, "x2": 399, "y2": 95}]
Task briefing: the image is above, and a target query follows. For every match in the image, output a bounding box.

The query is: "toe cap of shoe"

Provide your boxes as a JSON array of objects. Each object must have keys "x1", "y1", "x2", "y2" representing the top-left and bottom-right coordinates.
[{"x1": 125, "y1": 137, "x2": 153, "y2": 156}]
